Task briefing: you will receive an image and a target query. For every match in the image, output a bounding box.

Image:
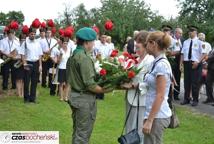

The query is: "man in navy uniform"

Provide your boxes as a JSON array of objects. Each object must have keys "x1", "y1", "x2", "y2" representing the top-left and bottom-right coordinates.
[{"x1": 180, "y1": 26, "x2": 206, "y2": 106}]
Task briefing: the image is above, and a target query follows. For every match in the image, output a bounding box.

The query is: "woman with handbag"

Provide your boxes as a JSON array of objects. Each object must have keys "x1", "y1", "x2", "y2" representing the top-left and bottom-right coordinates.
[
  {"x1": 142, "y1": 31, "x2": 172, "y2": 144},
  {"x1": 121, "y1": 30, "x2": 154, "y2": 143}
]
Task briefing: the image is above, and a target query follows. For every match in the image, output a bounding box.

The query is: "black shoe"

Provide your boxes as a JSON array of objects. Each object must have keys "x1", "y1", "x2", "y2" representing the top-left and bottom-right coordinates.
[
  {"x1": 191, "y1": 101, "x2": 198, "y2": 107},
  {"x1": 174, "y1": 97, "x2": 180, "y2": 100},
  {"x1": 180, "y1": 100, "x2": 190, "y2": 105},
  {"x1": 50, "y1": 93, "x2": 56, "y2": 96},
  {"x1": 3, "y1": 87, "x2": 8, "y2": 90},
  {"x1": 42, "y1": 84, "x2": 47, "y2": 88},
  {"x1": 24, "y1": 100, "x2": 29, "y2": 103},
  {"x1": 29, "y1": 101, "x2": 39, "y2": 104},
  {"x1": 11, "y1": 86, "x2": 16, "y2": 89},
  {"x1": 203, "y1": 99, "x2": 214, "y2": 104}
]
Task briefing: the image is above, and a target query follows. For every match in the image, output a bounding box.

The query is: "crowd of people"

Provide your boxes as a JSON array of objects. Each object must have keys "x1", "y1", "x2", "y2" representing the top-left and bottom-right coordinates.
[
  {"x1": 0, "y1": 19, "x2": 214, "y2": 144},
  {"x1": 0, "y1": 20, "x2": 115, "y2": 102}
]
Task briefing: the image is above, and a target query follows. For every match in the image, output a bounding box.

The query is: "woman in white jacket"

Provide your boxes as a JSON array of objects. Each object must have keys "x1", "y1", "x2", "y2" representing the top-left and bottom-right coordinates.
[{"x1": 121, "y1": 30, "x2": 154, "y2": 143}]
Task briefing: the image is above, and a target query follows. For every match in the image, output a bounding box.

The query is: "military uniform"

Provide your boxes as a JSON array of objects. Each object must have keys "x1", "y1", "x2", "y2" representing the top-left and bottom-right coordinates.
[
  {"x1": 66, "y1": 27, "x2": 97, "y2": 144},
  {"x1": 181, "y1": 26, "x2": 206, "y2": 106}
]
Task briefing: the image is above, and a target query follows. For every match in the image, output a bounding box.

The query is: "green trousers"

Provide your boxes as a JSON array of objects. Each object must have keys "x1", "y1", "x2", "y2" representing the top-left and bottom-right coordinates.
[{"x1": 68, "y1": 92, "x2": 97, "y2": 144}]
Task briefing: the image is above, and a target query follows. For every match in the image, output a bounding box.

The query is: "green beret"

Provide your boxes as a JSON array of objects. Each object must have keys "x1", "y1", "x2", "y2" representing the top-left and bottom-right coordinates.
[{"x1": 76, "y1": 27, "x2": 97, "y2": 41}]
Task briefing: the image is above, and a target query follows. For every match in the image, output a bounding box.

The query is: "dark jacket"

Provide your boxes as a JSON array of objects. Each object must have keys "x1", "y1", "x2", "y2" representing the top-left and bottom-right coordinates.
[{"x1": 208, "y1": 49, "x2": 214, "y2": 70}]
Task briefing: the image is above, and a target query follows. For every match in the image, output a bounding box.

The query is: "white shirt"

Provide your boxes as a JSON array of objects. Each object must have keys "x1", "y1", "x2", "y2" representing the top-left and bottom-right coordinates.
[
  {"x1": 15, "y1": 42, "x2": 23, "y2": 59},
  {"x1": 96, "y1": 42, "x2": 112, "y2": 59},
  {"x1": 127, "y1": 54, "x2": 154, "y2": 106},
  {"x1": 50, "y1": 47, "x2": 60, "y2": 58},
  {"x1": 181, "y1": 37, "x2": 205, "y2": 62},
  {"x1": 68, "y1": 39, "x2": 76, "y2": 55},
  {"x1": 108, "y1": 42, "x2": 115, "y2": 51},
  {"x1": 0, "y1": 37, "x2": 20, "y2": 55},
  {"x1": 37, "y1": 37, "x2": 46, "y2": 52},
  {"x1": 171, "y1": 38, "x2": 182, "y2": 52},
  {"x1": 19, "y1": 37, "x2": 43, "y2": 61},
  {"x1": 42, "y1": 37, "x2": 58, "y2": 53},
  {"x1": 58, "y1": 48, "x2": 70, "y2": 69},
  {"x1": 92, "y1": 40, "x2": 101, "y2": 58},
  {"x1": 49, "y1": 47, "x2": 60, "y2": 74},
  {"x1": 144, "y1": 53, "x2": 172, "y2": 119},
  {"x1": 202, "y1": 41, "x2": 212, "y2": 54}
]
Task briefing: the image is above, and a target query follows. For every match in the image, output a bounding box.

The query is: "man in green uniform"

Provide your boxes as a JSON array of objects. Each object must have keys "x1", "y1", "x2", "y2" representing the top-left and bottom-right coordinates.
[{"x1": 66, "y1": 27, "x2": 112, "y2": 144}]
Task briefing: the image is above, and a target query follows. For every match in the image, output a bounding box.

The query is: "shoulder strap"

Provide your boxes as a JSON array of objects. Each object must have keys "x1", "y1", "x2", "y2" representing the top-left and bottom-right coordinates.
[
  {"x1": 24, "y1": 40, "x2": 27, "y2": 49},
  {"x1": 149, "y1": 57, "x2": 166, "y2": 74},
  {"x1": 120, "y1": 88, "x2": 140, "y2": 135}
]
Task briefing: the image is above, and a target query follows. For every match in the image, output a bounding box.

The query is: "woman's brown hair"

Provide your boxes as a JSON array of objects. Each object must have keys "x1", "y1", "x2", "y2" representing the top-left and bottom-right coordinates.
[
  {"x1": 135, "y1": 30, "x2": 149, "y2": 47},
  {"x1": 147, "y1": 31, "x2": 171, "y2": 50}
]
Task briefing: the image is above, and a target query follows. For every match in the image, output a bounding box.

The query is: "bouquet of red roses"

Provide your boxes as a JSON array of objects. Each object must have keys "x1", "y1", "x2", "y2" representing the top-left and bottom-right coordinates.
[{"x1": 95, "y1": 50, "x2": 140, "y2": 89}]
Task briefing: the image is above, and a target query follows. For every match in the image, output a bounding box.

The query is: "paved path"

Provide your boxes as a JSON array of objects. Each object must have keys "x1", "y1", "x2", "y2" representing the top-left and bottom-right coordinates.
[{"x1": 175, "y1": 80, "x2": 214, "y2": 116}]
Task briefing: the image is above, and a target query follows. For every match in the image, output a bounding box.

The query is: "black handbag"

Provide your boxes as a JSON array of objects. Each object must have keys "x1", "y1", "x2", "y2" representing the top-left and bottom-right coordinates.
[{"x1": 118, "y1": 89, "x2": 141, "y2": 144}]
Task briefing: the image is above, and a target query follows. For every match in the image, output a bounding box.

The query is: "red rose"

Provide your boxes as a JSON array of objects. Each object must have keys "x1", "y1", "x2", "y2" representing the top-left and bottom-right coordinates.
[
  {"x1": 100, "y1": 69, "x2": 107, "y2": 76},
  {"x1": 9, "y1": 21, "x2": 19, "y2": 30},
  {"x1": 105, "y1": 20, "x2": 114, "y2": 31},
  {"x1": 41, "y1": 22, "x2": 46, "y2": 28},
  {"x1": 128, "y1": 70, "x2": 135, "y2": 79},
  {"x1": 123, "y1": 52, "x2": 130, "y2": 57},
  {"x1": 92, "y1": 26, "x2": 99, "y2": 34},
  {"x1": 22, "y1": 25, "x2": 29, "y2": 34},
  {"x1": 110, "y1": 50, "x2": 118, "y2": 57},
  {"x1": 32, "y1": 18, "x2": 41, "y2": 28},
  {"x1": 47, "y1": 19, "x2": 55, "y2": 27},
  {"x1": 59, "y1": 28, "x2": 64, "y2": 36}
]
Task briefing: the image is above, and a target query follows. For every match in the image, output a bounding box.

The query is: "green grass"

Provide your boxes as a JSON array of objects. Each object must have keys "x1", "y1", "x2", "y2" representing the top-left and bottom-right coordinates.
[{"x1": 0, "y1": 87, "x2": 214, "y2": 144}]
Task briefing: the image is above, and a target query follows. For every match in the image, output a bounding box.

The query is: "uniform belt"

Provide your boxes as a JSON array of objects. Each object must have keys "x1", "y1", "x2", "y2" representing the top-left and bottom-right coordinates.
[
  {"x1": 27, "y1": 60, "x2": 39, "y2": 63},
  {"x1": 71, "y1": 88, "x2": 93, "y2": 95},
  {"x1": 184, "y1": 60, "x2": 194, "y2": 63}
]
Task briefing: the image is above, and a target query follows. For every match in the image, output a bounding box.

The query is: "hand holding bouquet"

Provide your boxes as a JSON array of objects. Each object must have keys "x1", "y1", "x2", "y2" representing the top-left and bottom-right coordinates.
[{"x1": 95, "y1": 50, "x2": 140, "y2": 89}]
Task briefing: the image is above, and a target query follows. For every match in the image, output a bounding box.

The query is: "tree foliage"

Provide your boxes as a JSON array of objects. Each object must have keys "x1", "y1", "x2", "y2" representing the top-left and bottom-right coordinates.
[
  {"x1": 58, "y1": 0, "x2": 165, "y2": 48},
  {"x1": 177, "y1": 0, "x2": 214, "y2": 45},
  {"x1": 0, "y1": 11, "x2": 24, "y2": 25}
]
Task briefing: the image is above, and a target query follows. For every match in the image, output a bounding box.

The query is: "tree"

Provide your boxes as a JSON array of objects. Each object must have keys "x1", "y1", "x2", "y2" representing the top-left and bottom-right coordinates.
[
  {"x1": 0, "y1": 11, "x2": 24, "y2": 26},
  {"x1": 99, "y1": 0, "x2": 164, "y2": 48},
  {"x1": 177, "y1": 0, "x2": 214, "y2": 45},
  {"x1": 6, "y1": 11, "x2": 24, "y2": 24},
  {"x1": 57, "y1": 0, "x2": 165, "y2": 48},
  {"x1": 0, "y1": 12, "x2": 7, "y2": 25},
  {"x1": 57, "y1": 2, "x2": 78, "y2": 29},
  {"x1": 72, "y1": 4, "x2": 92, "y2": 29}
]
